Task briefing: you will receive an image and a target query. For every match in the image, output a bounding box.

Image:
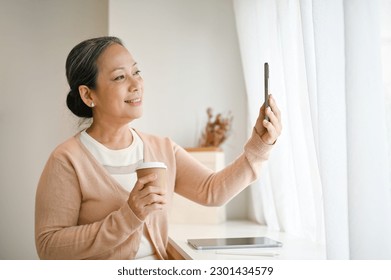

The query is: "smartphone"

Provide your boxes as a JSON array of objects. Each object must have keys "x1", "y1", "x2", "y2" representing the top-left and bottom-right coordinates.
[
  {"x1": 264, "y1": 62, "x2": 269, "y2": 121},
  {"x1": 188, "y1": 236, "x2": 282, "y2": 250}
]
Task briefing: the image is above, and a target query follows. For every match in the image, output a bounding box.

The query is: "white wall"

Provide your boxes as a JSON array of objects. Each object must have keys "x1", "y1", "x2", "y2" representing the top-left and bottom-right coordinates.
[
  {"x1": 0, "y1": 0, "x2": 108, "y2": 259},
  {"x1": 108, "y1": 0, "x2": 249, "y2": 220}
]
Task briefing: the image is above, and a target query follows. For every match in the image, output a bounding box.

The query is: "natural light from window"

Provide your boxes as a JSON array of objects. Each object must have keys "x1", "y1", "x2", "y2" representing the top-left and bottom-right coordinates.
[{"x1": 381, "y1": 0, "x2": 391, "y2": 180}]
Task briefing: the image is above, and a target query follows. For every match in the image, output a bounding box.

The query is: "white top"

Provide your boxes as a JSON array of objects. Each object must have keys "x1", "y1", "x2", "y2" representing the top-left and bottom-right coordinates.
[{"x1": 80, "y1": 127, "x2": 156, "y2": 260}]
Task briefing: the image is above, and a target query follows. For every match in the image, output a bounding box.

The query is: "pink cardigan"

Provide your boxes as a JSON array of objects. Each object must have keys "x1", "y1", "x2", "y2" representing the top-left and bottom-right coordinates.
[{"x1": 35, "y1": 129, "x2": 272, "y2": 259}]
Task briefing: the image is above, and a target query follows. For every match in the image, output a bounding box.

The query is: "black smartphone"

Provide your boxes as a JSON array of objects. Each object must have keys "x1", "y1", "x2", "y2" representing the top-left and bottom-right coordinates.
[{"x1": 264, "y1": 62, "x2": 269, "y2": 121}]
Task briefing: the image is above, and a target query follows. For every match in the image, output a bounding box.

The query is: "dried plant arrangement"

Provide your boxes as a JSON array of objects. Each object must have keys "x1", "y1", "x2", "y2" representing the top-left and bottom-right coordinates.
[{"x1": 199, "y1": 108, "x2": 233, "y2": 148}]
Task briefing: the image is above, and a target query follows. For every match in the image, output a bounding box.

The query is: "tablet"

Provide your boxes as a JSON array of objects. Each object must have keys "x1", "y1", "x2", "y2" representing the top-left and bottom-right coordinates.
[{"x1": 187, "y1": 237, "x2": 282, "y2": 250}]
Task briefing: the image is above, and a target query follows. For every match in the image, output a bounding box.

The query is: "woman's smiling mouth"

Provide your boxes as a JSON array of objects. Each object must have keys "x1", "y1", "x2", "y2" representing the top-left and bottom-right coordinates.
[{"x1": 125, "y1": 98, "x2": 142, "y2": 105}]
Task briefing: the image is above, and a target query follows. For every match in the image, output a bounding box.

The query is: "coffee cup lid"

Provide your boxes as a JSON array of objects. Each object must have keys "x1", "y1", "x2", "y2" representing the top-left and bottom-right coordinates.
[{"x1": 136, "y1": 162, "x2": 167, "y2": 170}]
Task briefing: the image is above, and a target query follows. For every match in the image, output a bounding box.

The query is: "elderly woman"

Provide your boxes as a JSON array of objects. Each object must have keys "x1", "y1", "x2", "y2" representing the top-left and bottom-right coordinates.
[{"x1": 35, "y1": 36, "x2": 282, "y2": 260}]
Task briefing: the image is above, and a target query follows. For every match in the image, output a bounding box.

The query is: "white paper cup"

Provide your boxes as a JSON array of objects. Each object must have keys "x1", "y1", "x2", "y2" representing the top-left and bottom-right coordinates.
[{"x1": 135, "y1": 162, "x2": 167, "y2": 188}]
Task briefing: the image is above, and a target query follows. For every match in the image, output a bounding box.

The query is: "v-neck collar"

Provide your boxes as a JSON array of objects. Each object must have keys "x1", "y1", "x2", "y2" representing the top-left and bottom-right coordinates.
[{"x1": 73, "y1": 129, "x2": 151, "y2": 195}]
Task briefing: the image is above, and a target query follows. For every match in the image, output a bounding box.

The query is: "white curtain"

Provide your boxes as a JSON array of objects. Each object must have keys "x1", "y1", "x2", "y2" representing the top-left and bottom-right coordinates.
[{"x1": 234, "y1": 0, "x2": 391, "y2": 259}]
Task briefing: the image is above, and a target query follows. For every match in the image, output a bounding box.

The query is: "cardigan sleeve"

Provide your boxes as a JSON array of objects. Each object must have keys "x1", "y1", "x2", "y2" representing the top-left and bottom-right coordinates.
[
  {"x1": 173, "y1": 128, "x2": 273, "y2": 206},
  {"x1": 35, "y1": 155, "x2": 144, "y2": 260}
]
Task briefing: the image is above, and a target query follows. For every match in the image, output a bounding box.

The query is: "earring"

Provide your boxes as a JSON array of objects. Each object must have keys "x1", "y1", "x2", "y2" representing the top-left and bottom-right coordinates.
[{"x1": 90, "y1": 102, "x2": 95, "y2": 108}]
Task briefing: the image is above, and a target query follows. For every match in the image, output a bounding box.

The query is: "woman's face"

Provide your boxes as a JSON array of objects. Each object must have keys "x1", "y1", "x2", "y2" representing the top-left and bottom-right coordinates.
[{"x1": 91, "y1": 43, "x2": 144, "y2": 124}]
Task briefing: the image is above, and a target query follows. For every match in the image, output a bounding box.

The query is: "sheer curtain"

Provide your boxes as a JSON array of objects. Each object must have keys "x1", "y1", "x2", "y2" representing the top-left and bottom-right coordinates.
[{"x1": 234, "y1": 0, "x2": 391, "y2": 259}]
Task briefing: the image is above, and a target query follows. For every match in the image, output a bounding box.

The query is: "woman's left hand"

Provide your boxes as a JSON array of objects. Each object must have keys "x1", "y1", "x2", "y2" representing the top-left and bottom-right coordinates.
[{"x1": 254, "y1": 95, "x2": 282, "y2": 145}]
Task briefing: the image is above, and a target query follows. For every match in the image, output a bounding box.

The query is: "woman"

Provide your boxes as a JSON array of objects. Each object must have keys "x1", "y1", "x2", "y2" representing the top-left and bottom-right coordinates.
[{"x1": 35, "y1": 36, "x2": 282, "y2": 260}]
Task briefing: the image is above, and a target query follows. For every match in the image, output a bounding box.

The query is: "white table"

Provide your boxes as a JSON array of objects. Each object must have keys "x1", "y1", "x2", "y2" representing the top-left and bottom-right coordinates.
[{"x1": 167, "y1": 220, "x2": 326, "y2": 260}]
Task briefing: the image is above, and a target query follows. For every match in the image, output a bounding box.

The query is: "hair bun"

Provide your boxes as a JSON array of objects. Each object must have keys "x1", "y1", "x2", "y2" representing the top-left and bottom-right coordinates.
[{"x1": 66, "y1": 90, "x2": 92, "y2": 118}]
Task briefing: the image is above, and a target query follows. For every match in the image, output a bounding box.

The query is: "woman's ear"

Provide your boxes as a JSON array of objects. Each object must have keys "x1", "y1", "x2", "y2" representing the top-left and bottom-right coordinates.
[{"x1": 79, "y1": 85, "x2": 95, "y2": 108}]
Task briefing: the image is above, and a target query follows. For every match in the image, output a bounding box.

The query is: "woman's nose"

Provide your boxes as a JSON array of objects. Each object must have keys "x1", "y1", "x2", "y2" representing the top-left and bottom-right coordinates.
[{"x1": 128, "y1": 75, "x2": 142, "y2": 92}]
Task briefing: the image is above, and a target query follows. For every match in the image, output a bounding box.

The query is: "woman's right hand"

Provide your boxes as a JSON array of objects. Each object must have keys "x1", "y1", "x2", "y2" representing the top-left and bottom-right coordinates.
[{"x1": 127, "y1": 173, "x2": 167, "y2": 221}]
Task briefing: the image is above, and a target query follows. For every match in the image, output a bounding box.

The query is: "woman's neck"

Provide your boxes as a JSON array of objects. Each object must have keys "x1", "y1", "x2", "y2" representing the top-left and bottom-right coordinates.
[{"x1": 86, "y1": 121, "x2": 133, "y2": 150}]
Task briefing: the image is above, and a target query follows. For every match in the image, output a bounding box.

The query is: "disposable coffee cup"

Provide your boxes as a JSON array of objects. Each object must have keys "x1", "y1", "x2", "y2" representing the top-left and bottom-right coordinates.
[{"x1": 135, "y1": 162, "x2": 167, "y2": 188}]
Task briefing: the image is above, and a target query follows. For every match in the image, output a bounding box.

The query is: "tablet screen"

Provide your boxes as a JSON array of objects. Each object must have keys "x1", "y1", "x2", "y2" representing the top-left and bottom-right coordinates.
[{"x1": 187, "y1": 237, "x2": 282, "y2": 250}]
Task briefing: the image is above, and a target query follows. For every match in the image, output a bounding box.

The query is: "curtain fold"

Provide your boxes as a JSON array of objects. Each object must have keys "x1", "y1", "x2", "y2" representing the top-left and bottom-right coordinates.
[
  {"x1": 234, "y1": 0, "x2": 391, "y2": 259},
  {"x1": 308, "y1": 0, "x2": 350, "y2": 259},
  {"x1": 343, "y1": 0, "x2": 391, "y2": 259}
]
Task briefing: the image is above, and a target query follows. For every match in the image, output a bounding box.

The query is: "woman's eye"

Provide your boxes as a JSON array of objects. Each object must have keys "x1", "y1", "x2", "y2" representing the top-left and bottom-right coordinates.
[
  {"x1": 133, "y1": 70, "x2": 141, "y2": 76},
  {"x1": 114, "y1": 75, "x2": 125, "y2": 81}
]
